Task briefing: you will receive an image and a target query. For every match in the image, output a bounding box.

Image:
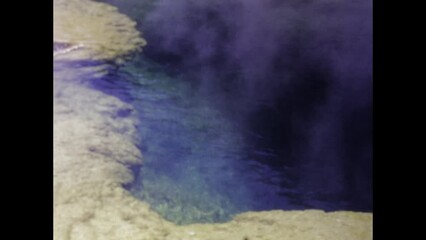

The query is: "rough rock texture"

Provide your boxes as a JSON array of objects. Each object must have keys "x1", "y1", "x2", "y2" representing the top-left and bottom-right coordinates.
[
  {"x1": 53, "y1": 1, "x2": 372, "y2": 239},
  {"x1": 54, "y1": 0, "x2": 146, "y2": 62},
  {"x1": 168, "y1": 210, "x2": 372, "y2": 240},
  {"x1": 54, "y1": 67, "x2": 372, "y2": 240},
  {"x1": 54, "y1": 64, "x2": 174, "y2": 240}
]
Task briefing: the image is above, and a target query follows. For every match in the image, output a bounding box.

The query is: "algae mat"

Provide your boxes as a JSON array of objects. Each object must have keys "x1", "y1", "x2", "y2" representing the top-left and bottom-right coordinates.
[{"x1": 53, "y1": 0, "x2": 372, "y2": 239}]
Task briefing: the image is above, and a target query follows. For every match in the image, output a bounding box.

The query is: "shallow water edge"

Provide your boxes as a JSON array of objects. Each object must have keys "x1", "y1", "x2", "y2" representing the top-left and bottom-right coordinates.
[{"x1": 53, "y1": 0, "x2": 372, "y2": 239}]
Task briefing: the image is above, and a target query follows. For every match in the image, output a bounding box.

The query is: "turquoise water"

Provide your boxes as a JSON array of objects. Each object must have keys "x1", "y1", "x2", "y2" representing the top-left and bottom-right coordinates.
[
  {"x1": 91, "y1": 54, "x2": 364, "y2": 225},
  {"x1": 89, "y1": 0, "x2": 372, "y2": 225},
  {"x1": 89, "y1": 54, "x2": 370, "y2": 225},
  {"x1": 89, "y1": 56, "x2": 305, "y2": 224},
  {"x1": 109, "y1": 57, "x2": 267, "y2": 224}
]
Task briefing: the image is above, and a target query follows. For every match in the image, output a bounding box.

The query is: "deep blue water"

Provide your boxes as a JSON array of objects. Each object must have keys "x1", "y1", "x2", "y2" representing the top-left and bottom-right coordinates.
[
  {"x1": 88, "y1": 55, "x2": 371, "y2": 225},
  {"x1": 94, "y1": 0, "x2": 372, "y2": 225}
]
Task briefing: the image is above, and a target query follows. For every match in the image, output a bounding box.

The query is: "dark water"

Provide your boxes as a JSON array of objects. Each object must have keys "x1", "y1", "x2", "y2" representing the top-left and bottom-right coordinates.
[
  {"x1": 96, "y1": 0, "x2": 372, "y2": 225},
  {"x1": 87, "y1": 55, "x2": 371, "y2": 225}
]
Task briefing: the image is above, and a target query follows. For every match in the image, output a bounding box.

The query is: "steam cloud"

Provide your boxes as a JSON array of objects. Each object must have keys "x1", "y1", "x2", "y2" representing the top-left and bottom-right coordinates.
[{"x1": 140, "y1": 0, "x2": 372, "y2": 210}]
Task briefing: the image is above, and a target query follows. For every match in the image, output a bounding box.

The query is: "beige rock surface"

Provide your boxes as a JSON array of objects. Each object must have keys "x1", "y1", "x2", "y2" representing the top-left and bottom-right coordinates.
[
  {"x1": 54, "y1": 0, "x2": 146, "y2": 62},
  {"x1": 54, "y1": 1, "x2": 372, "y2": 239}
]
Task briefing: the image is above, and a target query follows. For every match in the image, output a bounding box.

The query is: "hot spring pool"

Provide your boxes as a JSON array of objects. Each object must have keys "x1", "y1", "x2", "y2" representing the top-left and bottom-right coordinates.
[
  {"x1": 54, "y1": 1, "x2": 372, "y2": 239},
  {"x1": 89, "y1": 55, "x2": 372, "y2": 225}
]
